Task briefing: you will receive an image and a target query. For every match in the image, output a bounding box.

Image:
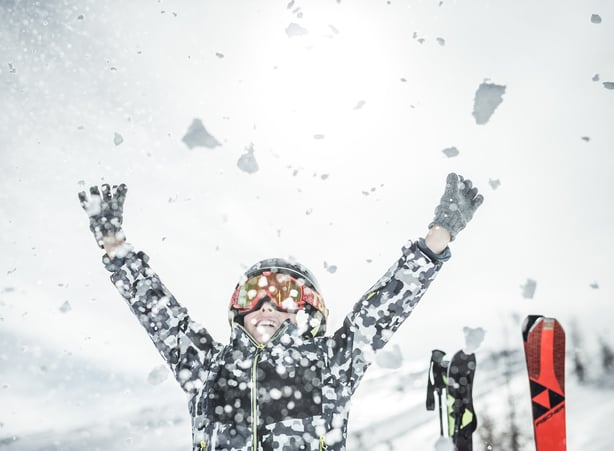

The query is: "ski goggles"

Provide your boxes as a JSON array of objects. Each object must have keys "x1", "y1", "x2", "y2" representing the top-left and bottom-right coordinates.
[{"x1": 230, "y1": 271, "x2": 327, "y2": 319}]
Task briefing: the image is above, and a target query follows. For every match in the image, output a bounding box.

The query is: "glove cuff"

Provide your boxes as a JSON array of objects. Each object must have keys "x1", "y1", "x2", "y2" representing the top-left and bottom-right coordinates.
[
  {"x1": 417, "y1": 237, "x2": 451, "y2": 263},
  {"x1": 101, "y1": 242, "x2": 134, "y2": 272}
]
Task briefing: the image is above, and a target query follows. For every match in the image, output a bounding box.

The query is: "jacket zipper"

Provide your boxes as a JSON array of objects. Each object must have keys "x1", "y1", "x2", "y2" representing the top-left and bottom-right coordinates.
[
  {"x1": 251, "y1": 342, "x2": 265, "y2": 450},
  {"x1": 245, "y1": 324, "x2": 289, "y2": 451},
  {"x1": 200, "y1": 440, "x2": 206, "y2": 450},
  {"x1": 319, "y1": 435, "x2": 327, "y2": 450}
]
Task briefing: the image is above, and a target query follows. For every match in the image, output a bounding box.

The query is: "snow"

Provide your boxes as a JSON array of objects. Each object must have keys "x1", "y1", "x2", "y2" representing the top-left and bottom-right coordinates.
[
  {"x1": 181, "y1": 119, "x2": 222, "y2": 149},
  {"x1": 2, "y1": 0, "x2": 614, "y2": 449},
  {"x1": 472, "y1": 82, "x2": 506, "y2": 125}
]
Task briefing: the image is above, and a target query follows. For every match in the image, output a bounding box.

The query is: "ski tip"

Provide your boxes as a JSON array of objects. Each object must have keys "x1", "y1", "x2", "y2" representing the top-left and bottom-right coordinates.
[{"x1": 522, "y1": 315, "x2": 544, "y2": 342}]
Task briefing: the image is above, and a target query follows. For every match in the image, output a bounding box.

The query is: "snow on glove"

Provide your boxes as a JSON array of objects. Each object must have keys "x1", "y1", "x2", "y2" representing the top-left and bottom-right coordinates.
[
  {"x1": 429, "y1": 173, "x2": 483, "y2": 241},
  {"x1": 78, "y1": 184, "x2": 128, "y2": 248}
]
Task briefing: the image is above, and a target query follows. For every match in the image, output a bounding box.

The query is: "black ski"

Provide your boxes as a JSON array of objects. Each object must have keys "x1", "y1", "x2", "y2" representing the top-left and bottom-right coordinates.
[{"x1": 446, "y1": 350, "x2": 477, "y2": 451}]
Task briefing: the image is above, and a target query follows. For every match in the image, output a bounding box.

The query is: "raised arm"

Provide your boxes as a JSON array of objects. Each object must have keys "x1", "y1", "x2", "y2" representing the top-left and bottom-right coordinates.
[
  {"x1": 327, "y1": 173, "x2": 484, "y2": 391},
  {"x1": 78, "y1": 184, "x2": 223, "y2": 393}
]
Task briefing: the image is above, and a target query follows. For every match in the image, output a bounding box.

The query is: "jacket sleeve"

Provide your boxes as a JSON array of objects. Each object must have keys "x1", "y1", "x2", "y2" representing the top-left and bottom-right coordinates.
[
  {"x1": 326, "y1": 239, "x2": 449, "y2": 394},
  {"x1": 102, "y1": 246, "x2": 224, "y2": 393}
]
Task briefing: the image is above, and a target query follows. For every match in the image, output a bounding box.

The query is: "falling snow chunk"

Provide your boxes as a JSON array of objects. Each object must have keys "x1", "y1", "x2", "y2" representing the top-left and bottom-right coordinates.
[
  {"x1": 442, "y1": 147, "x2": 459, "y2": 158},
  {"x1": 215, "y1": 52, "x2": 224, "y2": 58},
  {"x1": 323, "y1": 261, "x2": 337, "y2": 274},
  {"x1": 353, "y1": 100, "x2": 366, "y2": 110},
  {"x1": 581, "y1": 136, "x2": 591, "y2": 142},
  {"x1": 313, "y1": 134, "x2": 325, "y2": 140},
  {"x1": 147, "y1": 365, "x2": 170, "y2": 385},
  {"x1": 592, "y1": 74, "x2": 600, "y2": 82},
  {"x1": 488, "y1": 178, "x2": 501, "y2": 189},
  {"x1": 59, "y1": 301, "x2": 72, "y2": 313},
  {"x1": 77, "y1": 14, "x2": 84, "y2": 20},
  {"x1": 521, "y1": 278, "x2": 537, "y2": 299},
  {"x1": 286, "y1": 23, "x2": 308, "y2": 38},
  {"x1": 329, "y1": 25, "x2": 339, "y2": 34},
  {"x1": 436, "y1": 37, "x2": 446, "y2": 46},
  {"x1": 375, "y1": 344, "x2": 402, "y2": 369},
  {"x1": 182, "y1": 119, "x2": 221, "y2": 149},
  {"x1": 237, "y1": 143, "x2": 259, "y2": 174},
  {"x1": 591, "y1": 14, "x2": 602, "y2": 24},
  {"x1": 603, "y1": 82, "x2": 614, "y2": 90},
  {"x1": 463, "y1": 326, "x2": 486, "y2": 353},
  {"x1": 590, "y1": 281, "x2": 599, "y2": 289},
  {"x1": 113, "y1": 132, "x2": 124, "y2": 146},
  {"x1": 472, "y1": 81, "x2": 506, "y2": 125}
]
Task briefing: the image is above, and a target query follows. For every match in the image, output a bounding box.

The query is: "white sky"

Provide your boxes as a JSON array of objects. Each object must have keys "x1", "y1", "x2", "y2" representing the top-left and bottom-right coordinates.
[{"x1": 1, "y1": 0, "x2": 614, "y2": 445}]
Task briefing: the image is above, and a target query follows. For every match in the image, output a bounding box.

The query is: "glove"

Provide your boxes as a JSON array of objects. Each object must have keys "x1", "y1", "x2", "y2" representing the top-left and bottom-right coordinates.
[
  {"x1": 429, "y1": 173, "x2": 483, "y2": 240},
  {"x1": 78, "y1": 184, "x2": 128, "y2": 248}
]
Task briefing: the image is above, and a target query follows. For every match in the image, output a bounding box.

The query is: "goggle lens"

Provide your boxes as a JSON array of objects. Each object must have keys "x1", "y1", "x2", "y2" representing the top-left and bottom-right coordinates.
[{"x1": 230, "y1": 271, "x2": 326, "y2": 319}]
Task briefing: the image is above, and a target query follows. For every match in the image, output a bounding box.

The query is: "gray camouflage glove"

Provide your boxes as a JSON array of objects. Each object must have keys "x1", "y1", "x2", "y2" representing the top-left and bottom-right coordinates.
[
  {"x1": 78, "y1": 184, "x2": 128, "y2": 248},
  {"x1": 429, "y1": 173, "x2": 483, "y2": 241}
]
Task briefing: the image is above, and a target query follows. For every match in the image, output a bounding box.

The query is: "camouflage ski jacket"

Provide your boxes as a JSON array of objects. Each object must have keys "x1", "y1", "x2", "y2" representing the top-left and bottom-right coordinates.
[{"x1": 103, "y1": 239, "x2": 449, "y2": 451}]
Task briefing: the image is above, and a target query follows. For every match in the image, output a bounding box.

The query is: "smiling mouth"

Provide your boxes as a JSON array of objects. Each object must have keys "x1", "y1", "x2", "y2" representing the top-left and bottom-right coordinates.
[{"x1": 257, "y1": 320, "x2": 277, "y2": 328}]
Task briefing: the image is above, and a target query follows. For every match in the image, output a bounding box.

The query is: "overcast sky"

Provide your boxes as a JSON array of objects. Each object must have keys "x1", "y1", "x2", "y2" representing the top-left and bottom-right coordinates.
[{"x1": 1, "y1": 0, "x2": 613, "y2": 443}]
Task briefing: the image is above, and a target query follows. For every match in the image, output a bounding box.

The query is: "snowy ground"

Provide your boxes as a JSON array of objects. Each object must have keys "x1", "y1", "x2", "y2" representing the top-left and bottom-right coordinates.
[{"x1": 2, "y1": 334, "x2": 612, "y2": 450}]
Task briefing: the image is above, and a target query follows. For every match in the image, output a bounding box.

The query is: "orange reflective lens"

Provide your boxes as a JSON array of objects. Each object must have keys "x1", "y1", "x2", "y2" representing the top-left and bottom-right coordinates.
[{"x1": 230, "y1": 271, "x2": 326, "y2": 318}]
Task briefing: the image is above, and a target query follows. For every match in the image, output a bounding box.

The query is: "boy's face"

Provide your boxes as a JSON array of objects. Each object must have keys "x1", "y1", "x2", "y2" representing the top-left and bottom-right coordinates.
[{"x1": 243, "y1": 301, "x2": 297, "y2": 344}]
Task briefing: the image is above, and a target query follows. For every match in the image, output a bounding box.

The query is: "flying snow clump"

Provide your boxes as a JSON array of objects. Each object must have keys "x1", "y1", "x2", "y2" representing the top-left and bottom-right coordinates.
[
  {"x1": 375, "y1": 343, "x2": 403, "y2": 369},
  {"x1": 472, "y1": 81, "x2": 506, "y2": 125},
  {"x1": 521, "y1": 278, "x2": 537, "y2": 299},
  {"x1": 463, "y1": 326, "x2": 486, "y2": 354},
  {"x1": 286, "y1": 23, "x2": 308, "y2": 37},
  {"x1": 182, "y1": 118, "x2": 221, "y2": 149},
  {"x1": 113, "y1": 132, "x2": 124, "y2": 146},
  {"x1": 237, "y1": 143, "x2": 259, "y2": 174},
  {"x1": 442, "y1": 147, "x2": 459, "y2": 158},
  {"x1": 148, "y1": 365, "x2": 170, "y2": 385},
  {"x1": 59, "y1": 301, "x2": 72, "y2": 313}
]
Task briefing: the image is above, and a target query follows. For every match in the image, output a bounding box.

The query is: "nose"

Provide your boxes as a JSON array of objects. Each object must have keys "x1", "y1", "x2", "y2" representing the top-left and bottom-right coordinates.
[{"x1": 259, "y1": 301, "x2": 275, "y2": 312}]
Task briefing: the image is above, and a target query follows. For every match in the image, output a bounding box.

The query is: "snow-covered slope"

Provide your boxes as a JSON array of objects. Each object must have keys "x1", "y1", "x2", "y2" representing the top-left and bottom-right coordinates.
[{"x1": 2, "y1": 333, "x2": 613, "y2": 450}]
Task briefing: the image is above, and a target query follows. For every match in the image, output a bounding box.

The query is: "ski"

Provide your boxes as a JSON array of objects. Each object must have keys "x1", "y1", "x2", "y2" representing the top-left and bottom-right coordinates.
[
  {"x1": 446, "y1": 350, "x2": 478, "y2": 451},
  {"x1": 522, "y1": 315, "x2": 566, "y2": 451}
]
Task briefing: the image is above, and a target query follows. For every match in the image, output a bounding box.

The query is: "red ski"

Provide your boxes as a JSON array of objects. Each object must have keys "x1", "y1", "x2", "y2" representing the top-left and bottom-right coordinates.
[{"x1": 521, "y1": 315, "x2": 566, "y2": 451}]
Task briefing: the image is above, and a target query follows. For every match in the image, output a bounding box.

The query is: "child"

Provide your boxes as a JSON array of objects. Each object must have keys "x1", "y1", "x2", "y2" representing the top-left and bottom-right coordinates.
[{"x1": 78, "y1": 173, "x2": 483, "y2": 451}]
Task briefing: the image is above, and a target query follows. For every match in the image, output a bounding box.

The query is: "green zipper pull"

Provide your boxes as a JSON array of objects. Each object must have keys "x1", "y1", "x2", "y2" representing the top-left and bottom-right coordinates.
[
  {"x1": 200, "y1": 440, "x2": 206, "y2": 450},
  {"x1": 319, "y1": 435, "x2": 328, "y2": 450}
]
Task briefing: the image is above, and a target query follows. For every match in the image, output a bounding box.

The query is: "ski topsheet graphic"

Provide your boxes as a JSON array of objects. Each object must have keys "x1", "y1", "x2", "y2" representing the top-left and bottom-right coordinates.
[{"x1": 522, "y1": 315, "x2": 566, "y2": 451}]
